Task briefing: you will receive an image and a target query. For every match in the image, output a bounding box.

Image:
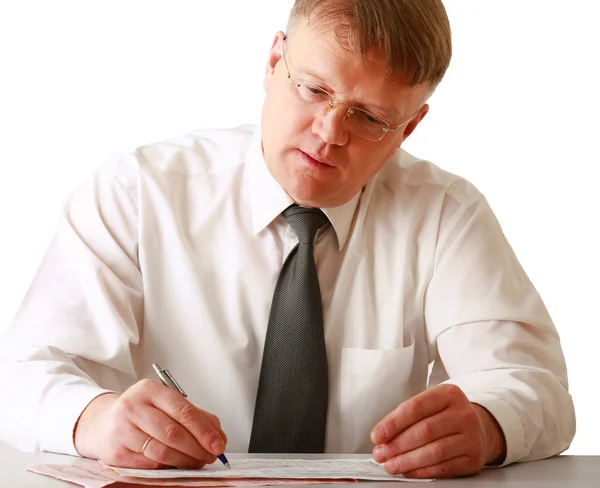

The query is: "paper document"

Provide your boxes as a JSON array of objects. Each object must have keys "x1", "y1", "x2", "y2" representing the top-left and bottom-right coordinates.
[
  {"x1": 107, "y1": 458, "x2": 431, "y2": 482},
  {"x1": 28, "y1": 458, "x2": 352, "y2": 488}
]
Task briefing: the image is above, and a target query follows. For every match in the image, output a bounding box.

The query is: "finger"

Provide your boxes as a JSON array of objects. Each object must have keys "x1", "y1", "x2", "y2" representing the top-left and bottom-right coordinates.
[
  {"x1": 372, "y1": 385, "x2": 458, "y2": 444},
  {"x1": 201, "y1": 409, "x2": 228, "y2": 445},
  {"x1": 139, "y1": 435, "x2": 210, "y2": 469},
  {"x1": 373, "y1": 409, "x2": 462, "y2": 462},
  {"x1": 118, "y1": 450, "x2": 162, "y2": 470},
  {"x1": 102, "y1": 446, "x2": 163, "y2": 470},
  {"x1": 134, "y1": 404, "x2": 216, "y2": 463},
  {"x1": 146, "y1": 385, "x2": 227, "y2": 456},
  {"x1": 402, "y1": 456, "x2": 477, "y2": 479},
  {"x1": 383, "y1": 433, "x2": 474, "y2": 475},
  {"x1": 96, "y1": 419, "x2": 167, "y2": 469},
  {"x1": 120, "y1": 389, "x2": 215, "y2": 463},
  {"x1": 121, "y1": 422, "x2": 208, "y2": 469}
]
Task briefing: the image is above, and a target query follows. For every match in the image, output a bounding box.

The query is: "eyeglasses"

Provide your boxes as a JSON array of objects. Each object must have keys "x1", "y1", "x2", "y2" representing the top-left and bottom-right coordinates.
[{"x1": 281, "y1": 37, "x2": 417, "y2": 142}]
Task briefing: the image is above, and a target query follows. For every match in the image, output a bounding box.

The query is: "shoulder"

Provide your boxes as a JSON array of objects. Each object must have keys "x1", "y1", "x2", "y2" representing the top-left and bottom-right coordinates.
[
  {"x1": 132, "y1": 124, "x2": 256, "y2": 176},
  {"x1": 375, "y1": 148, "x2": 484, "y2": 207},
  {"x1": 88, "y1": 124, "x2": 256, "y2": 207},
  {"x1": 96, "y1": 124, "x2": 256, "y2": 179}
]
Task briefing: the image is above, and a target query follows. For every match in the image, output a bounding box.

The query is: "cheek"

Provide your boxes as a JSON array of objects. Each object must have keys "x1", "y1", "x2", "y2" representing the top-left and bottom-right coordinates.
[
  {"x1": 265, "y1": 93, "x2": 312, "y2": 135},
  {"x1": 264, "y1": 101, "x2": 287, "y2": 136},
  {"x1": 380, "y1": 139, "x2": 400, "y2": 161},
  {"x1": 378, "y1": 141, "x2": 402, "y2": 168}
]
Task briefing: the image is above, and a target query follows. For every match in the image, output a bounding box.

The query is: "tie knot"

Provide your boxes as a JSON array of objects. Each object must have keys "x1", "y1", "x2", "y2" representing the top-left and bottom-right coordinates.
[{"x1": 283, "y1": 205, "x2": 329, "y2": 244}]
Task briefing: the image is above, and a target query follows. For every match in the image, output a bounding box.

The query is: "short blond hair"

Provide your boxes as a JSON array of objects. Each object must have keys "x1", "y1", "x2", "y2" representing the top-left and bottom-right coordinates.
[{"x1": 287, "y1": 0, "x2": 452, "y2": 89}]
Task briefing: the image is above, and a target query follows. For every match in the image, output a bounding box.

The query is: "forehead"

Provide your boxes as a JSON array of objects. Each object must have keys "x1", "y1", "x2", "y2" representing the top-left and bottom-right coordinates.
[{"x1": 285, "y1": 20, "x2": 427, "y2": 116}]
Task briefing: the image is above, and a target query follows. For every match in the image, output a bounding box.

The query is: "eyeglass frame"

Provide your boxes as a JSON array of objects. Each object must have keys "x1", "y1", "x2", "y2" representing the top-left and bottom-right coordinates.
[{"x1": 280, "y1": 35, "x2": 419, "y2": 142}]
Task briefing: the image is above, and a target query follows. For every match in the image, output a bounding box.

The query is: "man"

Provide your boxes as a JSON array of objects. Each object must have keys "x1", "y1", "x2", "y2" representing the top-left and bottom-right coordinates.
[{"x1": 0, "y1": 0, "x2": 575, "y2": 480}]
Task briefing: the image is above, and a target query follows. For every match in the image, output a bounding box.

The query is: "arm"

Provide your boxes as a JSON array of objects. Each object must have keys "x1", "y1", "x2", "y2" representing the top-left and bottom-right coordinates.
[
  {"x1": 425, "y1": 180, "x2": 575, "y2": 465},
  {"x1": 0, "y1": 154, "x2": 142, "y2": 455},
  {"x1": 370, "y1": 180, "x2": 573, "y2": 478}
]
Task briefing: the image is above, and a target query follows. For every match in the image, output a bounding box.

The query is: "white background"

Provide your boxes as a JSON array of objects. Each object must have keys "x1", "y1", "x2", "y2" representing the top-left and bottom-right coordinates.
[{"x1": 0, "y1": 1, "x2": 598, "y2": 454}]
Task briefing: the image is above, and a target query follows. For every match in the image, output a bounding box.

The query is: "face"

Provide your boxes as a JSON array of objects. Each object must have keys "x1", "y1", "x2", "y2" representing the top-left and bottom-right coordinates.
[{"x1": 260, "y1": 20, "x2": 431, "y2": 208}]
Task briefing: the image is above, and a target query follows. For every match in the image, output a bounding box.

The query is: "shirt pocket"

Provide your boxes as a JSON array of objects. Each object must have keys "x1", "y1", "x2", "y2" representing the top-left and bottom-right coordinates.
[{"x1": 339, "y1": 337, "x2": 416, "y2": 452}]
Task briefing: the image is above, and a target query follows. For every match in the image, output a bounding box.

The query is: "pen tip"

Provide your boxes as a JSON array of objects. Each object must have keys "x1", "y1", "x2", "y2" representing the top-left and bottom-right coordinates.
[{"x1": 226, "y1": 463, "x2": 231, "y2": 469}]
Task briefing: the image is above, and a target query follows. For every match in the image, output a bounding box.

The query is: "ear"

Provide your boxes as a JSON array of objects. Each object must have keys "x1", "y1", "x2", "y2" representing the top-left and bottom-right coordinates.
[
  {"x1": 263, "y1": 31, "x2": 286, "y2": 91},
  {"x1": 400, "y1": 103, "x2": 429, "y2": 143}
]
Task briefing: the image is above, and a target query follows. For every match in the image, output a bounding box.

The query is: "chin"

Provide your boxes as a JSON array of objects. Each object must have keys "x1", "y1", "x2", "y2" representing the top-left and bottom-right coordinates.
[
  {"x1": 285, "y1": 181, "x2": 330, "y2": 207},
  {"x1": 285, "y1": 179, "x2": 349, "y2": 208}
]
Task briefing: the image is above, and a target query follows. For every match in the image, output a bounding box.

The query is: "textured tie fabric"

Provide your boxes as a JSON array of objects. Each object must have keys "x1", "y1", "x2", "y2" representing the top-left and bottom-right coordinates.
[{"x1": 249, "y1": 204, "x2": 330, "y2": 453}]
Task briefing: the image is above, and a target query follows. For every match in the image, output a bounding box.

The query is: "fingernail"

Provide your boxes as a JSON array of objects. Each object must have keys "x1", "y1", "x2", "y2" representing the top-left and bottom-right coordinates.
[
  {"x1": 371, "y1": 428, "x2": 387, "y2": 444},
  {"x1": 373, "y1": 446, "x2": 387, "y2": 462},
  {"x1": 211, "y1": 439, "x2": 224, "y2": 454}
]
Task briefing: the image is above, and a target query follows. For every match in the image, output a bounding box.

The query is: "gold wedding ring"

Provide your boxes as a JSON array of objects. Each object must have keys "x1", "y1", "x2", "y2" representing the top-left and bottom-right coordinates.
[{"x1": 140, "y1": 435, "x2": 153, "y2": 456}]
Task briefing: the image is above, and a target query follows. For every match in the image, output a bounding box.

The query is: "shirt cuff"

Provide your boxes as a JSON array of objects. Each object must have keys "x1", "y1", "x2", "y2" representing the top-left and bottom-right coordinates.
[
  {"x1": 467, "y1": 393, "x2": 526, "y2": 466},
  {"x1": 40, "y1": 385, "x2": 116, "y2": 456}
]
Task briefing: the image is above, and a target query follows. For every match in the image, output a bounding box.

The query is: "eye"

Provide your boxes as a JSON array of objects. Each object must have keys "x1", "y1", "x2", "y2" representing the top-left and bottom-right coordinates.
[
  {"x1": 307, "y1": 85, "x2": 326, "y2": 95},
  {"x1": 296, "y1": 81, "x2": 330, "y2": 101},
  {"x1": 357, "y1": 110, "x2": 386, "y2": 127},
  {"x1": 301, "y1": 82, "x2": 328, "y2": 96}
]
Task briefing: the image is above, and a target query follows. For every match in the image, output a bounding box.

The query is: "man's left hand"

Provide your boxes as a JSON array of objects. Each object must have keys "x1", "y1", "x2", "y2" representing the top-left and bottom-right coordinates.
[{"x1": 371, "y1": 384, "x2": 506, "y2": 479}]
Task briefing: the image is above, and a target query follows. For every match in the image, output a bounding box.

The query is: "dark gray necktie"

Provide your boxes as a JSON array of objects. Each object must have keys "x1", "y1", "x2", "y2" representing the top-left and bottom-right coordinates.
[{"x1": 249, "y1": 204, "x2": 330, "y2": 453}]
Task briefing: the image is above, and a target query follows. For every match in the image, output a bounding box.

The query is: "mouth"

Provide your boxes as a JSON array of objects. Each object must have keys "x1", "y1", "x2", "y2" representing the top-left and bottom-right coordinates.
[{"x1": 297, "y1": 149, "x2": 335, "y2": 168}]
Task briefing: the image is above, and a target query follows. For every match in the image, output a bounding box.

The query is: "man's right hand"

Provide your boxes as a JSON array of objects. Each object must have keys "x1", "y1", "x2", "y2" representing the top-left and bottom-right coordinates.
[{"x1": 74, "y1": 379, "x2": 228, "y2": 469}]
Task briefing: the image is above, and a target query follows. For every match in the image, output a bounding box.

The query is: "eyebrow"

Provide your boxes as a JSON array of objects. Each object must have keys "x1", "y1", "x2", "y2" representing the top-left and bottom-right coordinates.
[{"x1": 297, "y1": 67, "x2": 404, "y2": 123}]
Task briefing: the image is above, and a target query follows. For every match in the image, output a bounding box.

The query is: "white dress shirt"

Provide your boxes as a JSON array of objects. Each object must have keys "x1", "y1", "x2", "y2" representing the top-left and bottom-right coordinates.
[{"x1": 0, "y1": 124, "x2": 575, "y2": 465}]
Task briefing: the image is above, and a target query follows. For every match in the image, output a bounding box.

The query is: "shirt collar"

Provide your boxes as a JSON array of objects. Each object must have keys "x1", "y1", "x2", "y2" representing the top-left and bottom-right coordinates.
[{"x1": 246, "y1": 126, "x2": 361, "y2": 252}]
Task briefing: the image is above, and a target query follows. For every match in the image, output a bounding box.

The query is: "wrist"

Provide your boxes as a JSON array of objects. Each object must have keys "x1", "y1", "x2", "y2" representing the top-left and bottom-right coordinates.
[
  {"x1": 472, "y1": 403, "x2": 507, "y2": 466},
  {"x1": 73, "y1": 392, "x2": 119, "y2": 458}
]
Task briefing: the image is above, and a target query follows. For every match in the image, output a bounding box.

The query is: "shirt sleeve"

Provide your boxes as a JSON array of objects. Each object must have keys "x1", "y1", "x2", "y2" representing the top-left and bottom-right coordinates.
[
  {"x1": 424, "y1": 179, "x2": 575, "y2": 466},
  {"x1": 0, "y1": 154, "x2": 143, "y2": 455}
]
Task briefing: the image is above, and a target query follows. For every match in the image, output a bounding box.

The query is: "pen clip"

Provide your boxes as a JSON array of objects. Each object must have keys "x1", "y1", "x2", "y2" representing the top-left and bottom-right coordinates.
[
  {"x1": 152, "y1": 362, "x2": 228, "y2": 468},
  {"x1": 152, "y1": 362, "x2": 187, "y2": 397},
  {"x1": 164, "y1": 368, "x2": 187, "y2": 397}
]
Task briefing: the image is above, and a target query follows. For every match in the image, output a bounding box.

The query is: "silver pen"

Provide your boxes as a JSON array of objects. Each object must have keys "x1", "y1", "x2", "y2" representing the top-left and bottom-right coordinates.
[{"x1": 152, "y1": 362, "x2": 231, "y2": 469}]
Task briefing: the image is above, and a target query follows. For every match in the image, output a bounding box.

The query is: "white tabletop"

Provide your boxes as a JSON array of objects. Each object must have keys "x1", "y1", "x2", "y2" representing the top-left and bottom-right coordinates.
[{"x1": 1, "y1": 442, "x2": 598, "y2": 487}]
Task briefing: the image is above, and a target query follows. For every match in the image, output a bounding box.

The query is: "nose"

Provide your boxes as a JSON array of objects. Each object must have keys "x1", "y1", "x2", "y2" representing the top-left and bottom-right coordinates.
[{"x1": 312, "y1": 101, "x2": 349, "y2": 146}]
